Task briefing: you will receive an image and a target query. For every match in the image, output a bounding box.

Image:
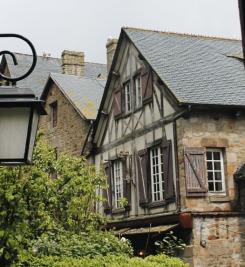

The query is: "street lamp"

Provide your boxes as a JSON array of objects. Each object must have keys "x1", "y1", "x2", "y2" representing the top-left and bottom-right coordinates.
[{"x1": 0, "y1": 34, "x2": 46, "y2": 165}]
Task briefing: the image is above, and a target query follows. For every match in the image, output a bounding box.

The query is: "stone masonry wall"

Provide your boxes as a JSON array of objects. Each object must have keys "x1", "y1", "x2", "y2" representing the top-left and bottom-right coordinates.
[
  {"x1": 39, "y1": 82, "x2": 90, "y2": 156},
  {"x1": 191, "y1": 215, "x2": 245, "y2": 267},
  {"x1": 176, "y1": 111, "x2": 245, "y2": 212}
]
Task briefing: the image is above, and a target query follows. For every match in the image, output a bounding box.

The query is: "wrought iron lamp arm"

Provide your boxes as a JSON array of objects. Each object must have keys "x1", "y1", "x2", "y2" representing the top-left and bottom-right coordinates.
[{"x1": 0, "y1": 34, "x2": 37, "y2": 82}]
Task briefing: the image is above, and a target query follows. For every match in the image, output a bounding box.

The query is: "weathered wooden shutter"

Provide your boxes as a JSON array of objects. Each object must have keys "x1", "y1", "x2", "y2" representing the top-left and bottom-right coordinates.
[
  {"x1": 184, "y1": 147, "x2": 208, "y2": 196},
  {"x1": 103, "y1": 162, "x2": 112, "y2": 213},
  {"x1": 114, "y1": 87, "x2": 122, "y2": 117},
  {"x1": 123, "y1": 156, "x2": 131, "y2": 210},
  {"x1": 137, "y1": 149, "x2": 149, "y2": 207},
  {"x1": 162, "y1": 140, "x2": 175, "y2": 201},
  {"x1": 141, "y1": 68, "x2": 153, "y2": 103}
]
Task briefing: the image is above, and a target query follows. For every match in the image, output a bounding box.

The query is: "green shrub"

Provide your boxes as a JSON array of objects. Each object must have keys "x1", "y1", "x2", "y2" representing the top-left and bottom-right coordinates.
[
  {"x1": 155, "y1": 231, "x2": 186, "y2": 256},
  {"x1": 30, "y1": 230, "x2": 133, "y2": 258},
  {"x1": 0, "y1": 135, "x2": 108, "y2": 266},
  {"x1": 15, "y1": 254, "x2": 189, "y2": 267}
]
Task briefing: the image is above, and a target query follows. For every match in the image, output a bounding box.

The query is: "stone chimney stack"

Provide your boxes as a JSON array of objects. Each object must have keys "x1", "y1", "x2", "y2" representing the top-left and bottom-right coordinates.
[
  {"x1": 62, "y1": 50, "x2": 85, "y2": 76},
  {"x1": 106, "y1": 38, "x2": 118, "y2": 73}
]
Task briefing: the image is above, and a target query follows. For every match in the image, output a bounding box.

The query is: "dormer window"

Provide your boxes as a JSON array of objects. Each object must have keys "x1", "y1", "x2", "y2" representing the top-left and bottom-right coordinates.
[
  {"x1": 124, "y1": 81, "x2": 132, "y2": 113},
  {"x1": 135, "y1": 75, "x2": 142, "y2": 108}
]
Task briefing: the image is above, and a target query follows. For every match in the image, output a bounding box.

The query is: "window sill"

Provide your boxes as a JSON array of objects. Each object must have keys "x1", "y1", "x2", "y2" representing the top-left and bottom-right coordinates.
[
  {"x1": 112, "y1": 207, "x2": 126, "y2": 214},
  {"x1": 148, "y1": 200, "x2": 166, "y2": 209},
  {"x1": 209, "y1": 195, "x2": 230, "y2": 203}
]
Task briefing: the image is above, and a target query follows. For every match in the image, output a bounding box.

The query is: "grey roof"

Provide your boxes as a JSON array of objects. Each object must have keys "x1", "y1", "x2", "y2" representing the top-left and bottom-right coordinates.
[
  {"x1": 4, "y1": 53, "x2": 107, "y2": 98},
  {"x1": 124, "y1": 28, "x2": 245, "y2": 107},
  {"x1": 50, "y1": 73, "x2": 106, "y2": 120},
  {"x1": 6, "y1": 53, "x2": 62, "y2": 98}
]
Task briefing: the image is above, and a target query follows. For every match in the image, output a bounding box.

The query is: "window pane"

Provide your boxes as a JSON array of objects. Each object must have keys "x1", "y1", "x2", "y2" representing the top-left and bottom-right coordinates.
[
  {"x1": 206, "y1": 151, "x2": 212, "y2": 160},
  {"x1": 213, "y1": 152, "x2": 221, "y2": 160},
  {"x1": 207, "y1": 162, "x2": 213, "y2": 170},
  {"x1": 215, "y1": 172, "x2": 222, "y2": 180},
  {"x1": 208, "y1": 182, "x2": 214, "y2": 191},
  {"x1": 214, "y1": 162, "x2": 221, "y2": 170},
  {"x1": 215, "y1": 182, "x2": 223, "y2": 191},
  {"x1": 208, "y1": 172, "x2": 213, "y2": 180}
]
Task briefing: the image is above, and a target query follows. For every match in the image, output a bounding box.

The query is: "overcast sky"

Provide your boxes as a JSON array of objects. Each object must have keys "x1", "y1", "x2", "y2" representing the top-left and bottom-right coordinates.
[{"x1": 0, "y1": 0, "x2": 241, "y2": 63}]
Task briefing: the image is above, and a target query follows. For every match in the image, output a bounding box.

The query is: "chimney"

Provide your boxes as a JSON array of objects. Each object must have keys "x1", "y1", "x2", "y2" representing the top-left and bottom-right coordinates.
[
  {"x1": 62, "y1": 50, "x2": 85, "y2": 76},
  {"x1": 106, "y1": 38, "x2": 118, "y2": 73}
]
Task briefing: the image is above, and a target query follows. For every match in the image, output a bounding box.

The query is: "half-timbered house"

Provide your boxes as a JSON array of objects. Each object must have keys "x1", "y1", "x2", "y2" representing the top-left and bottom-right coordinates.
[{"x1": 91, "y1": 27, "x2": 245, "y2": 267}]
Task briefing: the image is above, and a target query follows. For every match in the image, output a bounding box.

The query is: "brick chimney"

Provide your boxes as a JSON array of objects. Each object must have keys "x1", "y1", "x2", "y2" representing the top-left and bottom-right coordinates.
[
  {"x1": 106, "y1": 38, "x2": 118, "y2": 73},
  {"x1": 62, "y1": 50, "x2": 85, "y2": 76}
]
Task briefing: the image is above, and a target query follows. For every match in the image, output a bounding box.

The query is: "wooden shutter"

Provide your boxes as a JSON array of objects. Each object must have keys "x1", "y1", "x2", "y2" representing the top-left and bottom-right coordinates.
[
  {"x1": 141, "y1": 68, "x2": 153, "y2": 103},
  {"x1": 162, "y1": 140, "x2": 175, "y2": 201},
  {"x1": 137, "y1": 149, "x2": 149, "y2": 207},
  {"x1": 184, "y1": 147, "x2": 208, "y2": 196},
  {"x1": 103, "y1": 162, "x2": 112, "y2": 213},
  {"x1": 113, "y1": 87, "x2": 122, "y2": 117},
  {"x1": 123, "y1": 156, "x2": 131, "y2": 210}
]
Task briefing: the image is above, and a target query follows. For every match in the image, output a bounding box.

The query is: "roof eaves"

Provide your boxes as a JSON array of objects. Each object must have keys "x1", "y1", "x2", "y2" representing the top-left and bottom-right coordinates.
[{"x1": 179, "y1": 101, "x2": 245, "y2": 110}]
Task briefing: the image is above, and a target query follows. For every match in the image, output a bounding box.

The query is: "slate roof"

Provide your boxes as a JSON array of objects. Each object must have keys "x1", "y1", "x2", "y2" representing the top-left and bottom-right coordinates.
[
  {"x1": 124, "y1": 27, "x2": 245, "y2": 107},
  {"x1": 3, "y1": 53, "x2": 107, "y2": 98},
  {"x1": 48, "y1": 73, "x2": 106, "y2": 120}
]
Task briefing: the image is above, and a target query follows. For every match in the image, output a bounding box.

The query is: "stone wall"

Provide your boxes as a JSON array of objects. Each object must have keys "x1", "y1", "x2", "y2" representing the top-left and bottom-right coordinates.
[
  {"x1": 176, "y1": 111, "x2": 245, "y2": 212},
  {"x1": 191, "y1": 214, "x2": 245, "y2": 267},
  {"x1": 39, "y1": 82, "x2": 90, "y2": 156}
]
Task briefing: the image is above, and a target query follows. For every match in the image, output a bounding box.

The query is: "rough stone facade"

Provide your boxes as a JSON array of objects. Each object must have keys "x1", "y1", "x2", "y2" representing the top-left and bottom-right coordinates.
[
  {"x1": 39, "y1": 82, "x2": 90, "y2": 156},
  {"x1": 192, "y1": 215, "x2": 245, "y2": 267},
  {"x1": 176, "y1": 110, "x2": 245, "y2": 266}
]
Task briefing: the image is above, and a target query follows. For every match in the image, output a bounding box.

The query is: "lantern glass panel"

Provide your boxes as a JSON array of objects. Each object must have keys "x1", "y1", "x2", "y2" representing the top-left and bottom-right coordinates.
[
  {"x1": 27, "y1": 109, "x2": 39, "y2": 162},
  {"x1": 0, "y1": 107, "x2": 31, "y2": 161}
]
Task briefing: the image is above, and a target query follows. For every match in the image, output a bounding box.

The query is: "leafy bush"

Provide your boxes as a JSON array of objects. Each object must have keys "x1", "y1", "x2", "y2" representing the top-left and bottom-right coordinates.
[
  {"x1": 30, "y1": 230, "x2": 133, "y2": 258},
  {"x1": 15, "y1": 254, "x2": 189, "y2": 267},
  {"x1": 0, "y1": 135, "x2": 110, "y2": 266},
  {"x1": 155, "y1": 231, "x2": 186, "y2": 257}
]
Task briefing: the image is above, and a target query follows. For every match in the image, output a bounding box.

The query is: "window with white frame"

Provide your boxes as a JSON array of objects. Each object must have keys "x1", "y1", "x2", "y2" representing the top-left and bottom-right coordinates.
[
  {"x1": 113, "y1": 160, "x2": 123, "y2": 208},
  {"x1": 124, "y1": 81, "x2": 132, "y2": 113},
  {"x1": 135, "y1": 75, "x2": 142, "y2": 108},
  {"x1": 206, "y1": 148, "x2": 225, "y2": 193},
  {"x1": 150, "y1": 146, "x2": 164, "y2": 202}
]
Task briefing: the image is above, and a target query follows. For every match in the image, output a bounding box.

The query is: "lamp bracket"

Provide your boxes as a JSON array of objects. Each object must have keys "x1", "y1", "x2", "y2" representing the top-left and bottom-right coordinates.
[{"x1": 0, "y1": 34, "x2": 37, "y2": 82}]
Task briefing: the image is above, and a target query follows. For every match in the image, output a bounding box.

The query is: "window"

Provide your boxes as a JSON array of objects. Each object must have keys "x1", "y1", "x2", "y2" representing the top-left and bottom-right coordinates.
[
  {"x1": 135, "y1": 75, "x2": 142, "y2": 108},
  {"x1": 150, "y1": 146, "x2": 164, "y2": 202},
  {"x1": 50, "y1": 101, "x2": 57, "y2": 127},
  {"x1": 113, "y1": 160, "x2": 123, "y2": 208},
  {"x1": 124, "y1": 81, "x2": 132, "y2": 113},
  {"x1": 206, "y1": 148, "x2": 225, "y2": 193}
]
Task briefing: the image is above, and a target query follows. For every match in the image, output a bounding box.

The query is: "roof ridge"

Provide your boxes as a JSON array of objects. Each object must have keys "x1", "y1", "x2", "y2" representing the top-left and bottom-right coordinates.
[
  {"x1": 50, "y1": 72, "x2": 106, "y2": 81},
  {"x1": 10, "y1": 52, "x2": 106, "y2": 65},
  {"x1": 123, "y1": 26, "x2": 241, "y2": 42},
  {"x1": 12, "y1": 52, "x2": 60, "y2": 60}
]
